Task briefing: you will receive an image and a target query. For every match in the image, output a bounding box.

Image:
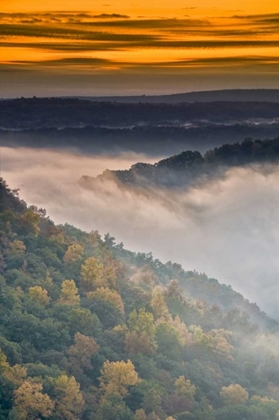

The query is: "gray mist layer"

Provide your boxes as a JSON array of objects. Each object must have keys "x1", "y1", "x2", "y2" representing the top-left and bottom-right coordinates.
[{"x1": 2, "y1": 146, "x2": 279, "y2": 317}]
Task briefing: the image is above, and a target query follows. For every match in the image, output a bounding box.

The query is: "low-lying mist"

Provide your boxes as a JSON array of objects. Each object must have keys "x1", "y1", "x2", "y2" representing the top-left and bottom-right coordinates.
[{"x1": 3, "y1": 146, "x2": 279, "y2": 317}]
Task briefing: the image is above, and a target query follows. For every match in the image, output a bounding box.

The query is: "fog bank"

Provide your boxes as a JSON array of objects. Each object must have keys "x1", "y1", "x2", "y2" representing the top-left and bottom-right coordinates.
[{"x1": 2, "y1": 146, "x2": 279, "y2": 316}]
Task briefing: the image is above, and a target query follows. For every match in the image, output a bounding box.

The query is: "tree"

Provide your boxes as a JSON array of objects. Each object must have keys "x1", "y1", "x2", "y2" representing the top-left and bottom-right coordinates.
[
  {"x1": 125, "y1": 331, "x2": 157, "y2": 356},
  {"x1": 28, "y1": 286, "x2": 50, "y2": 306},
  {"x1": 53, "y1": 375, "x2": 84, "y2": 420},
  {"x1": 165, "y1": 279, "x2": 183, "y2": 301},
  {"x1": 220, "y1": 384, "x2": 249, "y2": 406},
  {"x1": 167, "y1": 316, "x2": 190, "y2": 345},
  {"x1": 146, "y1": 413, "x2": 160, "y2": 420},
  {"x1": 59, "y1": 280, "x2": 80, "y2": 305},
  {"x1": 142, "y1": 388, "x2": 163, "y2": 417},
  {"x1": 69, "y1": 308, "x2": 101, "y2": 336},
  {"x1": 99, "y1": 360, "x2": 140, "y2": 397},
  {"x1": 175, "y1": 376, "x2": 196, "y2": 402},
  {"x1": 134, "y1": 409, "x2": 147, "y2": 420},
  {"x1": 128, "y1": 308, "x2": 155, "y2": 337},
  {"x1": 155, "y1": 322, "x2": 183, "y2": 360},
  {"x1": 10, "y1": 381, "x2": 54, "y2": 420},
  {"x1": 68, "y1": 332, "x2": 99, "y2": 371},
  {"x1": 150, "y1": 287, "x2": 169, "y2": 319},
  {"x1": 0, "y1": 348, "x2": 9, "y2": 372},
  {"x1": 80, "y1": 257, "x2": 107, "y2": 292},
  {"x1": 19, "y1": 209, "x2": 40, "y2": 235},
  {"x1": 3, "y1": 364, "x2": 27, "y2": 387},
  {"x1": 97, "y1": 394, "x2": 133, "y2": 420},
  {"x1": 193, "y1": 397, "x2": 215, "y2": 420},
  {"x1": 9, "y1": 240, "x2": 26, "y2": 256},
  {"x1": 125, "y1": 309, "x2": 157, "y2": 355},
  {"x1": 209, "y1": 329, "x2": 233, "y2": 360},
  {"x1": 87, "y1": 287, "x2": 124, "y2": 314},
  {"x1": 63, "y1": 244, "x2": 84, "y2": 264}
]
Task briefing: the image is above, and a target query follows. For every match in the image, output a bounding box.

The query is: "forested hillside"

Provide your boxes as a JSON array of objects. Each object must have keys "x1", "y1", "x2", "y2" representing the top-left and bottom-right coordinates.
[{"x1": 1, "y1": 178, "x2": 279, "y2": 420}]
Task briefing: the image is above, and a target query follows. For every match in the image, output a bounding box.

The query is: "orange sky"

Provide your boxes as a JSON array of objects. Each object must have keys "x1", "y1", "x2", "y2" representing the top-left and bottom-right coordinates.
[{"x1": 1, "y1": 1, "x2": 279, "y2": 96}]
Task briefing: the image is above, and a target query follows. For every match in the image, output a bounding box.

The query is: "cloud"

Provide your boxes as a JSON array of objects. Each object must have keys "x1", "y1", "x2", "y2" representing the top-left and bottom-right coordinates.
[
  {"x1": 7, "y1": 55, "x2": 279, "y2": 72},
  {"x1": 3, "y1": 146, "x2": 279, "y2": 317},
  {"x1": 78, "y1": 17, "x2": 210, "y2": 28},
  {"x1": 0, "y1": 23, "x2": 159, "y2": 42},
  {"x1": 93, "y1": 13, "x2": 130, "y2": 19}
]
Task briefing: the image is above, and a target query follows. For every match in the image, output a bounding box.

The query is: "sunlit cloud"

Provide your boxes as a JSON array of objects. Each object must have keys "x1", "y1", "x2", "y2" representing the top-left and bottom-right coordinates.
[{"x1": 1, "y1": 8, "x2": 279, "y2": 95}]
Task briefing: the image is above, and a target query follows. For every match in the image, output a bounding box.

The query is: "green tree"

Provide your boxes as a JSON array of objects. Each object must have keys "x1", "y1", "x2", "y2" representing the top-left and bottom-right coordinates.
[{"x1": 97, "y1": 394, "x2": 133, "y2": 420}]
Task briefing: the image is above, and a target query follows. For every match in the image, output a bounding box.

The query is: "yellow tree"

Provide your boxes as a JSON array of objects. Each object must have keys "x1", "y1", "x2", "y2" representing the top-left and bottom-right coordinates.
[
  {"x1": 64, "y1": 244, "x2": 84, "y2": 264},
  {"x1": 99, "y1": 360, "x2": 140, "y2": 397},
  {"x1": 134, "y1": 409, "x2": 147, "y2": 420},
  {"x1": 175, "y1": 376, "x2": 196, "y2": 402},
  {"x1": 220, "y1": 384, "x2": 249, "y2": 405},
  {"x1": 19, "y1": 209, "x2": 40, "y2": 235},
  {"x1": 59, "y1": 280, "x2": 80, "y2": 305},
  {"x1": 150, "y1": 286, "x2": 169, "y2": 320},
  {"x1": 87, "y1": 287, "x2": 124, "y2": 314},
  {"x1": 68, "y1": 332, "x2": 99, "y2": 371},
  {"x1": 125, "y1": 308, "x2": 157, "y2": 356},
  {"x1": 0, "y1": 349, "x2": 9, "y2": 372},
  {"x1": 11, "y1": 381, "x2": 54, "y2": 420},
  {"x1": 80, "y1": 257, "x2": 107, "y2": 292},
  {"x1": 4, "y1": 364, "x2": 27, "y2": 387},
  {"x1": 209, "y1": 329, "x2": 233, "y2": 360},
  {"x1": 54, "y1": 375, "x2": 84, "y2": 420},
  {"x1": 146, "y1": 413, "x2": 160, "y2": 420},
  {"x1": 29, "y1": 286, "x2": 50, "y2": 306},
  {"x1": 128, "y1": 308, "x2": 155, "y2": 336},
  {"x1": 9, "y1": 240, "x2": 26, "y2": 255},
  {"x1": 167, "y1": 316, "x2": 190, "y2": 345}
]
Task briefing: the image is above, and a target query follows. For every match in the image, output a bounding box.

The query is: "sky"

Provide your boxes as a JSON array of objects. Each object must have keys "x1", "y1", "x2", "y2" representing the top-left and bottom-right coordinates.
[{"x1": 1, "y1": 0, "x2": 279, "y2": 96}]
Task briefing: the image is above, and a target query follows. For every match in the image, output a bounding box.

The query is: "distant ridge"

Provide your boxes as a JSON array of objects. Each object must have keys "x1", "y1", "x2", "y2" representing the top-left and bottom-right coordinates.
[{"x1": 79, "y1": 89, "x2": 279, "y2": 103}]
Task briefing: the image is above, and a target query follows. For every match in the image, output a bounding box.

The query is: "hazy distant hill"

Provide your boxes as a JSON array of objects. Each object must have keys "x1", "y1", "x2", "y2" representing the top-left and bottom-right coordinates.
[
  {"x1": 80, "y1": 137, "x2": 279, "y2": 189},
  {"x1": 81, "y1": 89, "x2": 279, "y2": 103}
]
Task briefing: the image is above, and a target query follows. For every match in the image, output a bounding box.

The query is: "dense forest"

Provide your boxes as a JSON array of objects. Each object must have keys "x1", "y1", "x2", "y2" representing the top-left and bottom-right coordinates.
[
  {"x1": 1, "y1": 177, "x2": 279, "y2": 420},
  {"x1": 79, "y1": 137, "x2": 279, "y2": 189},
  {"x1": 2, "y1": 98, "x2": 279, "y2": 155},
  {"x1": 2, "y1": 98, "x2": 279, "y2": 129}
]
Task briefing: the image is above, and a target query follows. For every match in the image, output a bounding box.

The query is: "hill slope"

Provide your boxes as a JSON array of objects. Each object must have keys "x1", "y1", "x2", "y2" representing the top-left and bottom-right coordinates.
[{"x1": 1, "y1": 178, "x2": 279, "y2": 420}]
